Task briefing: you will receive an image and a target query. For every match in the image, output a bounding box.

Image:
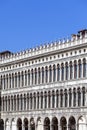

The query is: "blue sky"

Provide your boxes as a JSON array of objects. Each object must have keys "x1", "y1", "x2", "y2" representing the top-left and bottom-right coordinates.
[{"x1": 0, "y1": 0, "x2": 87, "y2": 52}]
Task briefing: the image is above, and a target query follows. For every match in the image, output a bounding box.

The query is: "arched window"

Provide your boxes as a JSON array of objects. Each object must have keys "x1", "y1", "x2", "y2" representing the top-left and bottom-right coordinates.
[
  {"x1": 35, "y1": 68, "x2": 37, "y2": 84},
  {"x1": 42, "y1": 67, "x2": 44, "y2": 83},
  {"x1": 44, "y1": 92, "x2": 47, "y2": 108},
  {"x1": 48, "y1": 91, "x2": 51, "y2": 108},
  {"x1": 17, "y1": 95, "x2": 19, "y2": 111},
  {"x1": 49, "y1": 65, "x2": 52, "y2": 82},
  {"x1": 33, "y1": 93, "x2": 36, "y2": 109},
  {"x1": 41, "y1": 92, "x2": 43, "y2": 109},
  {"x1": 28, "y1": 70, "x2": 30, "y2": 85},
  {"x1": 44, "y1": 117, "x2": 50, "y2": 130},
  {"x1": 60, "y1": 90, "x2": 63, "y2": 107},
  {"x1": 21, "y1": 71, "x2": 24, "y2": 87},
  {"x1": 56, "y1": 90, "x2": 58, "y2": 108},
  {"x1": 68, "y1": 116, "x2": 76, "y2": 130},
  {"x1": 27, "y1": 94, "x2": 29, "y2": 110},
  {"x1": 24, "y1": 118, "x2": 28, "y2": 130},
  {"x1": 70, "y1": 61, "x2": 73, "y2": 79},
  {"x1": 15, "y1": 73, "x2": 17, "y2": 87},
  {"x1": 1, "y1": 75, "x2": 5, "y2": 89},
  {"x1": 37, "y1": 93, "x2": 39, "y2": 109},
  {"x1": 61, "y1": 63, "x2": 64, "y2": 81},
  {"x1": 38, "y1": 68, "x2": 40, "y2": 84},
  {"x1": 45, "y1": 67, "x2": 48, "y2": 83},
  {"x1": 14, "y1": 96, "x2": 16, "y2": 111},
  {"x1": 83, "y1": 59, "x2": 86, "y2": 77},
  {"x1": 60, "y1": 117, "x2": 67, "y2": 130},
  {"x1": 17, "y1": 118, "x2": 22, "y2": 130},
  {"x1": 73, "y1": 89, "x2": 76, "y2": 107},
  {"x1": 82, "y1": 87, "x2": 85, "y2": 106},
  {"x1": 12, "y1": 74, "x2": 14, "y2": 88},
  {"x1": 24, "y1": 95, "x2": 26, "y2": 110},
  {"x1": 25, "y1": 71, "x2": 27, "y2": 86},
  {"x1": 6, "y1": 74, "x2": 8, "y2": 89},
  {"x1": 57, "y1": 64, "x2": 60, "y2": 81},
  {"x1": 74, "y1": 61, "x2": 77, "y2": 79},
  {"x1": 31, "y1": 69, "x2": 34, "y2": 85},
  {"x1": 65, "y1": 90, "x2": 67, "y2": 107},
  {"x1": 18, "y1": 72, "x2": 20, "y2": 87},
  {"x1": 20, "y1": 95, "x2": 23, "y2": 110},
  {"x1": 52, "y1": 91, "x2": 55, "y2": 108},
  {"x1": 69, "y1": 89, "x2": 72, "y2": 107},
  {"x1": 65, "y1": 62, "x2": 68, "y2": 80},
  {"x1": 78, "y1": 88, "x2": 81, "y2": 107},
  {"x1": 8, "y1": 97, "x2": 10, "y2": 111},
  {"x1": 78, "y1": 60, "x2": 82, "y2": 78},
  {"x1": 53, "y1": 65, "x2": 56, "y2": 82},
  {"x1": 9, "y1": 74, "x2": 11, "y2": 88},
  {"x1": 30, "y1": 94, "x2": 32, "y2": 109}
]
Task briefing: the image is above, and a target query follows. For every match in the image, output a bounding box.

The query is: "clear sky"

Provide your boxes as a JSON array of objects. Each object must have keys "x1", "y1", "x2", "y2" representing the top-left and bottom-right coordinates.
[{"x1": 0, "y1": 0, "x2": 87, "y2": 53}]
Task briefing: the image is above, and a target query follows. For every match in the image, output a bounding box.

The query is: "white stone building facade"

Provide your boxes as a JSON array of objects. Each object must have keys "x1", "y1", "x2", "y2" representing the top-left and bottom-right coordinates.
[{"x1": 0, "y1": 30, "x2": 87, "y2": 130}]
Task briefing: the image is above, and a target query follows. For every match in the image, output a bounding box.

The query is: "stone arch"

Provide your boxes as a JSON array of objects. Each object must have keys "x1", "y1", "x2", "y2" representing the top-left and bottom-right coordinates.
[
  {"x1": 24, "y1": 118, "x2": 28, "y2": 130},
  {"x1": 30, "y1": 118, "x2": 35, "y2": 130},
  {"x1": 68, "y1": 116, "x2": 76, "y2": 130},
  {"x1": 17, "y1": 118, "x2": 22, "y2": 130},
  {"x1": 78, "y1": 116, "x2": 86, "y2": 130},
  {"x1": 60, "y1": 117, "x2": 67, "y2": 130},
  {"x1": 44, "y1": 117, "x2": 50, "y2": 130},
  {"x1": 0, "y1": 119, "x2": 4, "y2": 130},
  {"x1": 52, "y1": 117, "x2": 58, "y2": 130}
]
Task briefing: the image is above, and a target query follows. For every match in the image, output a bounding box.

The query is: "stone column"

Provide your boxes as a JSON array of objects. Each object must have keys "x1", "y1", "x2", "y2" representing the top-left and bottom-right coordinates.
[
  {"x1": 44, "y1": 69, "x2": 46, "y2": 84},
  {"x1": 26, "y1": 70, "x2": 29, "y2": 86},
  {"x1": 40, "y1": 69, "x2": 42, "y2": 84},
  {"x1": 14, "y1": 74, "x2": 16, "y2": 88},
  {"x1": 48, "y1": 68, "x2": 50, "y2": 83},
  {"x1": 33, "y1": 70, "x2": 35, "y2": 85},
  {"x1": 56, "y1": 66, "x2": 57, "y2": 82},
  {"x1": 20, "y1": 72, "x2": 22, "y2": 87},
  {"x1": 8, "y1": 75, "x2": 10, "y2": 89},
  {"x1": 37, "y1": 69, "x2": 39, "y2": 85},
  {"x1": 24, "y1": 72, "x2": 25, "y2": 87},
  {"x1": 30, "y1": 70, "x2": 32, "y2": 86},
  {"x1": 22, "y1": 124, "x2": 25, "y2": 130},
  {"x1": 72, "y1": 63, "x2": 74, "y2": 79}
]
